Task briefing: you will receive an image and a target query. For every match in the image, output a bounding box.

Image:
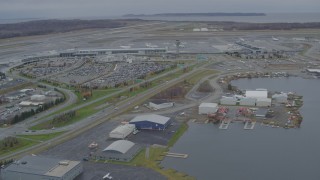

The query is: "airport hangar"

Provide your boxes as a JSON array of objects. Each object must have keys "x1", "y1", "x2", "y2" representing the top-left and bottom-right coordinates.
[
  {"x1": 129, "y1": 114, "x2": 171, "y2": 130},
  {"x1": 1, "y1": 155, "x2": 83, "y2": 180},
  {"x1": 96, "y1": 140, "x2": 141, "y2": 162}
]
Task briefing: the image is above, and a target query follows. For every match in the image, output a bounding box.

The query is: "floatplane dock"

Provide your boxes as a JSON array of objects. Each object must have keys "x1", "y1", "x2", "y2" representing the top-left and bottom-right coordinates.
[
  {"x1": 244, "y1": 121, "x2": 256, "y2": 130},
  {"x1": 219, "y1": 120, "x2": 230, "y2": 129},
  {"x1": 218, "y1": 118, "x2": 256, "y2": 130},
  {"x1": 165, "y1": 152, "x2": 188, "y2": 158}
]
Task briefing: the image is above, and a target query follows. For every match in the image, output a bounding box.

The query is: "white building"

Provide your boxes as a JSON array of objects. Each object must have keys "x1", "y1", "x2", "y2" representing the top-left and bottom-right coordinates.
[
  {"x1": 199, "y1": 103, "x2": 218, "y2": 114},
  {"x1": 256, "y1": 98, "x2": 272, "y2": 107},
  {"x1": 200, "y1": 28, "x2": 209, "y2": 31},
  {"x1": 272, "y1": 93, "x2": 288, "y2": 103},
  {"x1": 245, "y1": 89, "x2": 268, "y2": 99},
  {"x1": 149, "y1": 100, "x2": 174, "y2": 110},
  {"x1": 109, "y1": 124, "x2": 135, "y2": 139},
  {"x1": 30, "y1": 95, "x2": 46, "y2": 101},
  {"x1": 220, "y1": 96, "x2": 237, "y2": 105},
  {"x1": 239, "y1": 98, "x2": 256, "y2": 106}
]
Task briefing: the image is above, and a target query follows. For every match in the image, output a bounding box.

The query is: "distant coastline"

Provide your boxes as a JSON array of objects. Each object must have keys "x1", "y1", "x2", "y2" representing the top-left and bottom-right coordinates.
[
  {"x1": 123, "y1": 13, "x2": 266, "y2": 17},
  {"x1": 1, "y1": 18, "x2": 320, "y2": 39}
]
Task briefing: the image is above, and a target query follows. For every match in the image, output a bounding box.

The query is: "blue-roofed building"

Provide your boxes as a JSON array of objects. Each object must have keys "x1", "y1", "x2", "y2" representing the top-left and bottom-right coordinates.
[{"x1": 129, "y1": 114, "x2": 171, "y2": 130}]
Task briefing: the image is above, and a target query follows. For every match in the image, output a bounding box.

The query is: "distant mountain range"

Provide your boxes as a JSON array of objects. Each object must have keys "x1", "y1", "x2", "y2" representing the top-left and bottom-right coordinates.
[{"x1": 123, "y1": 13, "x2": 266, "y2": 17}]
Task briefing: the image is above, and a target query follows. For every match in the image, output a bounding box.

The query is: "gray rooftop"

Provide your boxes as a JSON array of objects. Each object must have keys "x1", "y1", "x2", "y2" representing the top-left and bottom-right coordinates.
[
  {"x1": 130, "y1": 114, "x2": 170, "y2": 125},
  {"x1": 103, "y1": 140, "x2": 135, "y2": 154},
  {"x1": 3, "y1": 155, "x2": 80, "y2": 177}
]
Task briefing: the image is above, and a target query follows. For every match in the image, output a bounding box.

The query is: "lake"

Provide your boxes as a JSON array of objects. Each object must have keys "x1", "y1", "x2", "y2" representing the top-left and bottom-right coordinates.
[{"x1": 162, "y1": 77, "x2": 320, "y2": 180}]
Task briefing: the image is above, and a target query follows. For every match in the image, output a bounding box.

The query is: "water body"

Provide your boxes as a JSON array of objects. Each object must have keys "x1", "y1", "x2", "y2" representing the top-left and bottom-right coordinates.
[
  {"x1": 1, "y1": 13, "x2": 320, "y2": 24},
  {"x1": 162, "y1": 77, "x2": 320, "y2": 180},
  {"x1": 123, "y1": 13, "x2": 320, "y2": 23}
]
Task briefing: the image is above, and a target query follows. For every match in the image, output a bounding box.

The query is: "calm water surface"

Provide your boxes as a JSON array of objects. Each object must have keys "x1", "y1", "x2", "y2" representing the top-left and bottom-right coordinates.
[
  {"x1": 162, "y1": 77, "x2": 320, "y2": 180},
  {"x1": 124, "y1": 13, "x2": 320, "y2": 23}
]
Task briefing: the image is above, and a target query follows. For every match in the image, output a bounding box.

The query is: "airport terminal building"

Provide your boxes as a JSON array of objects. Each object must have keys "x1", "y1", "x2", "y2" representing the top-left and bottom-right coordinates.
[
  {"x1": 1, "y1": 156, "x2": 83, "y2": 180},
  {"x1": 59, "y1": 48, "x2": 167, "y2": 57}
]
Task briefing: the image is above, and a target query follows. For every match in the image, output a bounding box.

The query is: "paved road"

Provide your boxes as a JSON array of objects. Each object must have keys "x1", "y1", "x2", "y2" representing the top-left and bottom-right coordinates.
[
  {"x1": 0, "y1": 73, "x2": 77, "y2": 139},
  {"x1": 0, "y1": 61, "x2": 203, "y2": 160}
]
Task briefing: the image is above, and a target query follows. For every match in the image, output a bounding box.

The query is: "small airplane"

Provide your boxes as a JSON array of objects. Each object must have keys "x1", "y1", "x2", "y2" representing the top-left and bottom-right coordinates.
[{"x1": 103, "y1": 173, "x2": 112, "y2": 179}]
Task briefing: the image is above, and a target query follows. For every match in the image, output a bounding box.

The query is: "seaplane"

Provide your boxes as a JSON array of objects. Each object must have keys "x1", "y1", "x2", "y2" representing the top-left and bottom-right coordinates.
[
  {"x1": 272, "y1": 36, "x2": 279, "y2": 41},
  {"x1": 103, "y1": 173, "x2": 112, "y2": 179}
]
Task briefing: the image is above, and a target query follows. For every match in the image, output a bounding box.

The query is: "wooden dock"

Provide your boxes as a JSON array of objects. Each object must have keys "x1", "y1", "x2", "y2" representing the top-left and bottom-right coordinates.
[
  {"x1": 244, "y1": 121, "x2": 256, "y2": 130},
  {"x1": 165, "y1": 152, "x2": 188, "y2": 158},
  {"x1": 219, "y1": 120, "x2": 230, "y2": 129}
]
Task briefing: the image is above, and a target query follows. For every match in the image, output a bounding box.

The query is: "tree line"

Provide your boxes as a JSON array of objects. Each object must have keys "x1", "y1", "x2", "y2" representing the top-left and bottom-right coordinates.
[
  {"x1": 0, "y1": 137, "x2": 19, "y2": 150},
  {"x1": 51, "y1": 110, "x2": 76, "y2": 125},
  {"x1": 11, "y1": 98, "x2": 65, "y2": 124}
]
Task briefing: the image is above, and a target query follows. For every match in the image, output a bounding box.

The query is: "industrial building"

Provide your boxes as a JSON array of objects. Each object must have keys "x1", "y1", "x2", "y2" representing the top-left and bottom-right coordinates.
[
  {"x1": 99, "y1": 140, "x2": 141, "y2": 162},
  {"x1": 272, "y1": 93, "x2": 288, "y2": 103},
  {"x1": 149, "y1": 99, "x2": 174, "y2": 110},
  {"x1": 199, "y1": 103, "x2": 218, "y2": 114},
  {"x1": 239, "y1": 98, "x2": 256, "y2": 106},
  {"x1": 306, "y1": 69, "x2": 320, "y2": 76},
  {"x1": 19, "y1": 101, "x2": 43, "y2": 106},
  {"x1": 245, "y1": 89, "x2": 268, "y2": 99},
  {"x1": 30, "y1": 94, "x2": 46, "y2": 101},
  {"x1": 129, "y1": 114, "x2": 171, "y2": 130},
  {"x1": 109, "y1": 124, "x2": 135, "y2": 139},
  {"x1": 59, "y1": 48, "x2": 167, "y2": 57},
  {"x1": 220, "y1": 96, "x2": 237, "y2": 105},
  {"x1": 1, "y1": 155, "x2": 83, "y2": 180},
  {"x1": 256, "y1": 98, "x2": 272, "y2": 107}
]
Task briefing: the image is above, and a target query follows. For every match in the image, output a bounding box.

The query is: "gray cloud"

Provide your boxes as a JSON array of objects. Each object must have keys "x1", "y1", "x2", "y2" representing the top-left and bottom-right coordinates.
[{"x1": 0, "y1": 0, "x2": 319, "y2": 19}]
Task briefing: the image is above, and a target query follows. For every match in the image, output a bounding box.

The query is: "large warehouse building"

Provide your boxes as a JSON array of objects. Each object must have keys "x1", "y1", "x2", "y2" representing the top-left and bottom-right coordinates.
[
  {"x1": 272, "y1": 93, "x2": 288, "y2": 103},
  {"x1": 245, "y1": 89, "x2": 268, "y2": 99},
  {"x1": 256, "y1": 98, "x2": 272, "y2": 107},
  {"x1": 1, "y1": 156, "x2": 83, "y2": 180},
  {"x1": 220, "y1": 96, "x2": 237, "y2": 105},
  {"x1": 99, "y1": 140, "x2": 141, "y2": 162},
  {"x1": 199, "y1": 103, "x2": 218, "y2": 114},
  {"x1": 109, "y1": 124, "x2": 135, "y2": 139},
  {"x1": 129, "y1": 114, "x2": 171, "y2": 130},
  {"x1": 239, "y1": 97, "x2": 256, "y2": 106}
]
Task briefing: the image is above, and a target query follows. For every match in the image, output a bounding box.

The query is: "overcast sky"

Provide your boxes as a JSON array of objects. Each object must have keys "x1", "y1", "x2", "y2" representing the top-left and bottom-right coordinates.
[{"x1": 1, "y1": 0, "x2": 320, "y2": 19}]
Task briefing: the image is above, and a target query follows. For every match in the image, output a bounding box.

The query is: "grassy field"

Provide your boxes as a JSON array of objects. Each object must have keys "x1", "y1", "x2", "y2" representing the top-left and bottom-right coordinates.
[
  {"x1": 17, "y1": 131, "x2": 65, "y2": 141},
  {"x1": 187, "y1": 69, "x2": 217, "y2": 85},
  {"x1": 168, "y1": 123, "x2": 189, "y2": 147},
  {"x1": 0, "y1": 138, "x2": 38, "y2": 157}
]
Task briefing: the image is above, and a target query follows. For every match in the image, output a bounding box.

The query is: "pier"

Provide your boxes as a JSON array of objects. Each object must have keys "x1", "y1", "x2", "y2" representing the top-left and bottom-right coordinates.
[
  {"x1": 165, "y1": 152, "x2": 188, "y2": 158},
  {"x1": 219, "y1": 120, "x2": 230, "y2": 129},
  {"x1": 244, "y1": 121, "x2": 256, "y2": 130}
]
